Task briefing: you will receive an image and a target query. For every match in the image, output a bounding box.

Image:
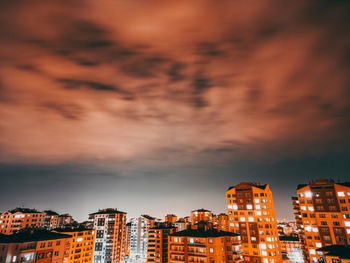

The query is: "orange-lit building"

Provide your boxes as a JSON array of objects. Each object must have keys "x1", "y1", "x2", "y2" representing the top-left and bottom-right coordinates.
[
  {"x1": 293, "y1": 180, "x2": 350, "y2": 263},
  {"x1": 226, "y1": 182, "x2": 281, "y2": 263},
  {"x1": 165, "y1": 214, "x2": 177, "y2": 224},
  {"x1": 214, "y1": 213, "x2": 229, "y2": 231},
  {"x1": 54, "y1": 227, "x2": 95, "y2": 263},
  {"x1": 43, "y1": 211, "x2": 59, "y2": 230},
  {"x1": 89, "y1": 208, "x2": 126, "y2": 263},
  {"x1": 0, "y1": 208, "x2": 45, "y2": 234},
  {"x1": 191, "y1": 209, "x2": 213, "y2": 226},
  {"x1": 58, "y1": 214, "x2": 74, "y2": 228},
  {"x1": 146, "y1": 224, "x2": 176, "y2": 263},
  {"x1": 279, "y1": 235, "x2": 304, "y2": 263},
  {"x1": 124, "y1": 222, "x2": 132, "y2": 257},
  {"x1": 0, "y1": 229, "x2": 71, "y2": 263},
  {"x1": 168, "y1": 224, "x2": 243, "y2": 262},
  {"x1": 317, "y1": 245, "x2": 350, "y2": 263}
]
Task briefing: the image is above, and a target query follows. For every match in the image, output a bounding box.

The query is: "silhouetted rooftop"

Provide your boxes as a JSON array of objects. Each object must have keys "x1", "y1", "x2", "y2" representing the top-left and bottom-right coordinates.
[
  {"x1": 279, "y1": 235, "x2": 299, "y2": 242},
  {"x1": 54, "y1": 226, "x2": 92, "y2": 233},
  {"x1": 7, "y1": 208, "x2": 42, "y2": 214},
  {"x1": 44, "y1": 210, "x2": 59, "y2": 216},
  {"x1": 89, "y1": 208, "x2": 126, "y2": 215},
  {"x1": 317, "y1": 245, "x2": 350, "y2": 259},
  {"x1": 0, "y1": 230, "x2": 71, "y2": 243},
  {"x1": 191, "y1": 209, "x2": 211, "y2": 213},
  {"x1": 227, "y1": 182, "x2": 267, "y2": 191},
  {"x1": 142, "y1": 215, "x2": 155, "y2": 220},
  {"x1": 171, "y1": 228, "x2": 239, "y2": 238},
  {"x1": 297, "y1": 180, "x2": 350, "y2": 190}
]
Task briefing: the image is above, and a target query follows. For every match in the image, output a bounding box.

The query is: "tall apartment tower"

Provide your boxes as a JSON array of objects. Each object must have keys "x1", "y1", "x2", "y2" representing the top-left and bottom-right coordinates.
[
  {"x1": 226, "y1": 182, "x2": 281, "y2": 263},
  {"x1": 292, "y1": 179, "x2": 350, "y2": 263},
  {"x1": 190, "y1": 209, "x2": 213, "y2": 225},
  {"x1": 146, "y1": 223, "x2": 176, "y2": 263},
  {"x1": 128, "y1": 215, "x2": 156, "y2": 262},
  {"x1": 89, "y1": 208, "x2": 126, "y2": 263}
]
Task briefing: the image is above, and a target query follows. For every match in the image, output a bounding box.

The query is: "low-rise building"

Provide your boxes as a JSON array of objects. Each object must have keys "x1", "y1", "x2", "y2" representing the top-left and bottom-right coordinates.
[
  {"x1": 279, "y1": 235, "x2": 304, "y2": 263},
  {"x1": 317, "y1": 245, "x2": 350, "y2": 263},
  {"x1": 168, "y1": 224, "x2": 243, "y2": 263},
  {"x1": 0, "y1": 229, "x2": 71, "y2": 263},
  {"x1": 0, "y1": 208, "x2": 45, "y2": 234}
]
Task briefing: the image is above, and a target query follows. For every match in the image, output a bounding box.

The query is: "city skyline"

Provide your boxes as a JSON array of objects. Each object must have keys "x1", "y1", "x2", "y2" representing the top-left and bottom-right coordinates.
[{"x1": 1, "y1": 0, "x2": 350, "y2": 223}]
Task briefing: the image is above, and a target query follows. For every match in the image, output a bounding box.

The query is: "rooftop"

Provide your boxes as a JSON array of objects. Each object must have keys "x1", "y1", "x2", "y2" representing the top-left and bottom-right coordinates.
[
  {"x1": 54, "y1": 226, "x2": 92, "y2": 233},
  {"x1": 0, "y1": 230, "x2": 72, "y2": 243},
  {"x1": 191, "y1": 208, "x2": 211, "y2": 213},
  {"x1": 170, "y1": 228, "x2": 239, "y2": 238},
  {"x1": 296, "y1": 179, "x2": 350, "y2": 190},
  {"x1": 227, "y1": 182, "x2": 267, "y2": 191},
  {"x1": 7, "y1": 208, "x2": 42, "y2": 214},
  {"x1": 44, "y1": 210, "x2": 59, "y2": 216},
  {"x1": 317, "y1": 245, "x2": 350, "y2": 259},
  {"x1": 89, "y1": 208, "x2": 126, "y2": 215},
  {"x1": 279, "y1": 235, "x2": 300, "y2": 242}
]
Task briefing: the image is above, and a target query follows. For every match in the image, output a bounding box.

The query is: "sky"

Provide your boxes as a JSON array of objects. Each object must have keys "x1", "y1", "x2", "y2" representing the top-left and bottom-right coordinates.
[{"x1": 0, "y1": 0, "x2": 350, "y2": 222}]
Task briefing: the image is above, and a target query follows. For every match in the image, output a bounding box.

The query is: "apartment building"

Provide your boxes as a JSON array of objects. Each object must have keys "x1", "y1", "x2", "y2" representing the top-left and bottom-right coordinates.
[
  {"x1": 191, "y1": 209, "x2": 213, "y2": 226},
  {"x1": 226, "y1": 182, "x2": 281, "y2": 263},
  {"x1": 0, "y1": 229, "x2": 71, "y2": 263},
  {"x1": 213, "y1": 213, "x2": 229, "y2": 232},
  {"x1": 146, "y1": 224, "x2": 176, "y2": 263},
  {"x1": 43, "y1": 211, "x2": 60, "y2": 230},
  {"x1": 127, "y1": 215, "x2": 156, "y2": 262},
  {"x1": 89, "y1": 208, "x2": 126, "y2": 263},
  {"x1": 54, "y1": 227, "x2": 95, "y2": 263},
  {"x1": 164, "y1": 215, "x2": 177, "y2": 224},
  {"x1": 58, "y1": 214, "x2": 74, "y2": 228},
  {"x1": 293, "y1": 180, "x2": 350, "y2": 263},
  {"x1": 279, "y1": 235, "x2": 304, "y2": 263},
  {"x1": 317, "y1": 245, "x2": 350, "y2": 263},
  {"x1": 0, "y1": 208, "x2": 45, "y2": 234},
  {"x1": 168, "y1": 223, "x2": 243, "y2": 263}
]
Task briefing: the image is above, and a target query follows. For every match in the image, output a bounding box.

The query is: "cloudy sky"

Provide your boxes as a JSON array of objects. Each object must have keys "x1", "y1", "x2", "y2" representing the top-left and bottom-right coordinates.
[{"x1": 0, "y1": 0, "x2": 349, "y2": 221}]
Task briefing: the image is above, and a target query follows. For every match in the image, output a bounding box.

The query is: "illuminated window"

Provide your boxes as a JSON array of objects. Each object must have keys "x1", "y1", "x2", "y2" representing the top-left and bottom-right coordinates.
[
  {"x1": 247, "y1": 205, "x2": 253, "y2": 210},
  {"x1": 248, "y1": 217, "x2": 254, "y2": 222},
  {"x1": 305, "y1": 191, "x2": 312, "y2": 198},
  {"x1": 337, "y1": 192, "x2": 345, "y2": 197}
]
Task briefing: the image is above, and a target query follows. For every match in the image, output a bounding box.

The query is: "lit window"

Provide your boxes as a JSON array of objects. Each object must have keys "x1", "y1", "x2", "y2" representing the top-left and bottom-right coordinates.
[
  {"x1": 309, "y1": 249, "x2": 316, "y2": 255},
  {"x1": 346, "y1": 229, "x2": 350, "y2": 234},
  {"x1": 233, "y1": 205, "x2": 238, "y2": 210},
  {"x1": 247, "y1": 205, "x2": 253, "y2": 210},
  {"x1": 315, "y1": 243, "x2": 322, "y2": 248},
  {"x1": 240, "y1": 217, "x2": 245, "y2": 222},
  {"x1": 262, "y1": 251, "x2": 267, "y2": 256},
  {"x1": 337, "y1": 192, "x2": 345, "y2": 197},
  {"x1": 305, "y1": 191, "x2": 312, "y2": 198},
  {"x1": 308, "y1": 206, "x2": 314, "y2": 211},
  {"x1": 344, "y1": 221, "x2": 350, "y2": 227},
  {"x1": 248, "y1": 217, "x2": 254, "y2": 222},
  {"x1": 305, "y1": 226, "x2": 312, "y2": 232},
  {"x1": 312, "y1": 228, "x2": 318, "y2": 232},
  {"x1": 255, "y1": 205, "x2": 261, "y2": 210},
  {"x1": 209, "y1": 248, "x2": 214, "y2": 253},
  {"x1": 260, "y1": 244, "x2": 266, "y2": 249},
  {"x1": 228, "y1": 205, "x2": 233, "y2": 209},
  {"x1": 190, "y1": 238, "x2": 194, "y2": 243},
  {"x1": 256, "y1": 211, "x2": 261, "y2": 216},
  {"x1": 254, "y1": 199, "x2": 260, "y2": 203},
  {"x1": 301, "y1": 206, "x2": 306, "y2": 211}
]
